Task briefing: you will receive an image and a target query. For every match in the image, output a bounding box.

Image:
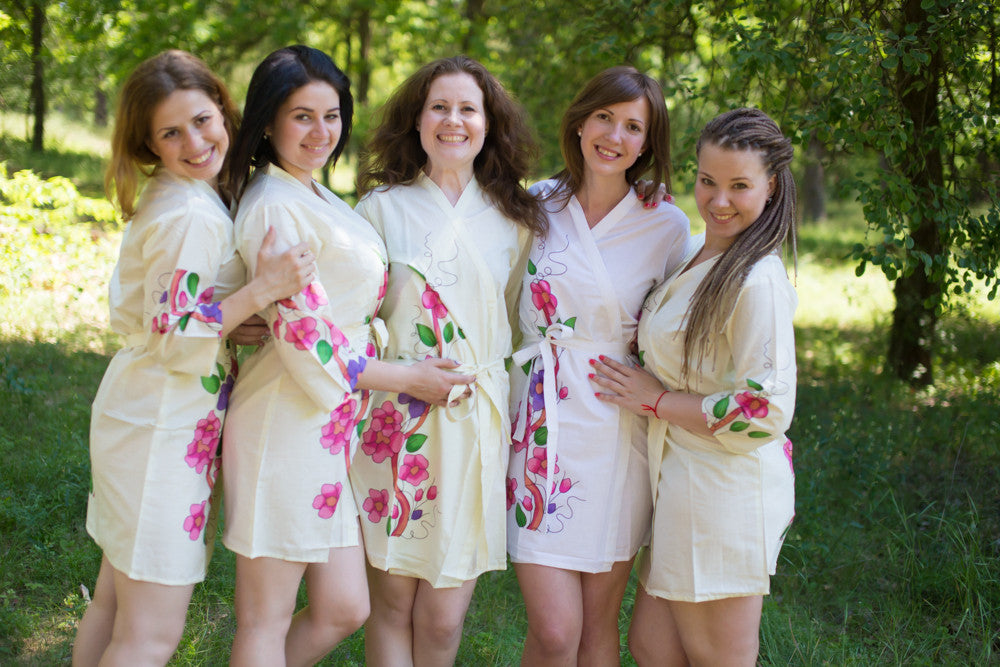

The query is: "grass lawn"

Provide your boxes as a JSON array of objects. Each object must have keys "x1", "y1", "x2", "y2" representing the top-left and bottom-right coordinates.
[{"x1": 1, "y1": 123, "x2": 998, "y2": 664}]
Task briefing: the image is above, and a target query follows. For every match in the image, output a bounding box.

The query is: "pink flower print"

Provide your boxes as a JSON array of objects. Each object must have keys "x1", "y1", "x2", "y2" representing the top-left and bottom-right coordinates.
[
  {"x1": 304, "y1": 282, "x2": 329, "y2": 310},
  {"x1": 558, "y1": 477, "x2": 572, "y2": 493},
  {"x1": 415, "y1": 488, "x2": 424, "y2": 502},
  {"x1": 313, "y1": 482, "x2": 343, "y2": 519},
  {"x1": 366, "y1": 342, "x2": 377, "y2": 357},
  {"x1": 377, "y1": 271, "x2": 388, "y2": 301},
  {"x1": 784, "y1": 439, "x2": 795, "y2": 474},
  {"x1": 735, "y1": 392, "x2": 769, "y2": 419},
  {"x1": 361, "y1": 401, "x2": 405, "y2": 463},
  {"x1": 198, "y1": 287, "x2": 215, "y2": 304},
  {"x1": 421, "y1": 286, "x2": 448, "y2": 319},
  {"x1": 183, "y1": 501, "x2": 207, "y2": 540},
  {"x1": 427, "y1": 485, "x2": 438, "y2": 500},
  {"x1": 527, "y1": 447, "x2": 557, "y2": 476},
  {"x1": 363, "y1": 488, "x2": 390, "y2": 523},
  {"x1": 399, "y1": 454, "x2": 429, "y2": 486},
  {"x1": 324, "y1": 321, "x2": 348, "y2": 347},
  {"x1": 506, "y1": 477, "x2": 518, "y2": 510},
  {"x1": 530, "y1": 280, "x2": 557, "y2": 319},
  {"x1": 177, "y1": 291, "x2": 189, "y2": 309},
  {"x1": 285, "y1": 317, "x2": 320, "y2": 350},
  {"x1": 321, "y1": 399, "x2": 357, "y2": 455},
  {"x1": 152, "y1": 312, "x2": 169, "y2": 334},
  {"x1": 522, "y1": 495, "x2": 533, "y2": 511},
  {"x1": 185, "y1": 411, "x2": 221, "y2": 473}
]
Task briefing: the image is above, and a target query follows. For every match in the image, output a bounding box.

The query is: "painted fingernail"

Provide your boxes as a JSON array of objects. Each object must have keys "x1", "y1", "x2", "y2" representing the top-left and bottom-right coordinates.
[
  {"x1": 599, "y1": 355, "x2": 607, "y2": 361},
  {"x1": 588, "y1": 358, "x2": 596, "y2": 365},
  {"x1": 588, "y1": 373, "x2": 595, "y2": 379}
]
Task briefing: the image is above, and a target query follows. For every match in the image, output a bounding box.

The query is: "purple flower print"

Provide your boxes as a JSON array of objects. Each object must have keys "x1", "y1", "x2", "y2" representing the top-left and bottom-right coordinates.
[
  {"x1": 284, "y1": 317, "x2": 320, "y2": 350},
  {"x1": 313, "y1": 482, "x2": 343, "y2": 519},
  {"x1": 361, "y1": 401, "x2": 405, "y2": 463},
  {"x1": 346, "y1": 357, "x2": 367, "y2": 392},
  {"x1": 185, "y1": 412, "x2": 221, "y2": 473},
  {"x1": 322, "y1": 399, "x2": 357, "y2": 455},
  {"x1": 216, "y1": 374, "x2": 234, "y2": 411},
  {"x1": 363, "y1": 488, "x2": 390, "y2": 523},
  {"x1": 197, "y1": 301, "x2": 222, "y2": 324},
  {"x1": 399, "y1": 454, "x2": 429, "y2": 486},
  {"x1": 735, "y1": 392, "x2": 770, "y2": 419},
  {"x1": 421, "y1": 286, "x2": 449, "y2": 319},
  {"x1": 529, "y1": 368, "x2": 545, "y2": 410},
  {"x1": 398, "y1": 392, "x2": 429, "y2": 419},
  {"x1": 183, "y1": 501, "x2": 207, "y2": 540}
]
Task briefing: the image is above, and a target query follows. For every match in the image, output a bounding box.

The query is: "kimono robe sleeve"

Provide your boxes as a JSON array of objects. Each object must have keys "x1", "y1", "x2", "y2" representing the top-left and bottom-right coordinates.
[
  {"x1": 238, "y1": 199, "x2": 367, "y2": 410},
  {"x1": 136, "y1": 194, "x2": 229, "y2": 376},
  {"x1": 701, "y1": 258, "x2": 797, "y2": 454}
]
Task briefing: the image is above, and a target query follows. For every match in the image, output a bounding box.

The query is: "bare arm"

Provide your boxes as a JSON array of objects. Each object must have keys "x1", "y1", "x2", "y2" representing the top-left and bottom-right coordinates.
[{"x1": 356, "y1": 357, "x2": 475, "y2": 407}]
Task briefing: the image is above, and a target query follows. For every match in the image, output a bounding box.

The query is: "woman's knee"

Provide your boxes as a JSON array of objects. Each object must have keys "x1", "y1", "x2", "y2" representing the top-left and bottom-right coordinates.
[{"x1": 528, "y1": 613, "x2": 582, "y2": 658}]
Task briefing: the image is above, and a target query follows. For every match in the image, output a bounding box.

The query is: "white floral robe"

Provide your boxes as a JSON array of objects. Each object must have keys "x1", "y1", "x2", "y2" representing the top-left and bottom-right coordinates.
[
  {"x1": 86, "y1": 169, "x2": 242, "y2": 585},
  {"x1": 639, "y1": 235, "x2": 797, "y2": 601},
  {"x1": 222, "y1": 165, "x2": 387, "y2": 562},
  {"x1": 505, "y1": 180, "x2": 690, "y2": 571},
  {"x1": 350, "y1": 173, "x2": 530, "y2": 587}
]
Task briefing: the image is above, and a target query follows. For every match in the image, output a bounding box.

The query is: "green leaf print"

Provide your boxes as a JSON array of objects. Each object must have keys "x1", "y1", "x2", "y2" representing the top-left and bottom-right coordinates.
[
  {"x1": 416, "y1": 323, "x2": 437, "y2": 348},
  {"x1": 729, "y1": 421, "x2": 749, "y2": 432},
  {"x1": 746, "y1": 378, "x2": 764, "y2": 391},
  {"x1": 515, "y1": 503, "x2": 527, "y2": 528},
  {"x1": 638, "y1": 350, "x2": 646, "y2": 367},
  {"x1": 386, "y1": 517, "x2": 392, "y2": 535},
  {"x1": 186, "y1": 272, "x2": 199, "y2": 296},
  {"x1": 178, "y1": 313, "x2": 190, "y2": 331},
  {"x1": 216, "y1": 362, "x2": 225, "y2": 378},
  {"x1": 406, "y1": 433, "x2": 428, "y2": 453},
  {"x1": 534, "y1": 426, "x2": 548, "y2": 446},
  {"x1": 713, "y1": 397, "x2": 730, "y2": 418},
  {"x1": 527, "y1": 259, "x2": 537, "y2": 275},
  {"x1": 201, "y1": 375, "x2": 221, "y2": 394},
  {"x1": 521, "y1": 361, "x2": 533, "y2": 376},
  {"x1": 443, "y1": 322, "x2": 454, "y2": 343},
  {"x1": 408, "y1": 266, "x2": 427, "y2": 281},
  {"x1": 563, "y1": 317, "x2": 576, "y2": 329},
  {"x1": 458, "y1": 327, "x2": 466, "y2": 339},
  {"x1": 748, "y1": 431, "x2": 771, "y2": 438},
  {"x1": 316, "y1": 340, "x2": 333, "y2": 364}
]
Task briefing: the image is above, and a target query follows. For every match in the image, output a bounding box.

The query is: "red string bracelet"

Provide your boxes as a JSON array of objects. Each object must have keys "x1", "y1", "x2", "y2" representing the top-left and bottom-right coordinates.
[{"x1": 641, "y1": 389, "x2": 669, "y2": 419}]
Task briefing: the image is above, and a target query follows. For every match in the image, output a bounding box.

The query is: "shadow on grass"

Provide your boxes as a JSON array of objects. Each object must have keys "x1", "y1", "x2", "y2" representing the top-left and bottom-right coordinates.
[{"x1": 0, "y1": 135, "x2": 107, "y2": 199}]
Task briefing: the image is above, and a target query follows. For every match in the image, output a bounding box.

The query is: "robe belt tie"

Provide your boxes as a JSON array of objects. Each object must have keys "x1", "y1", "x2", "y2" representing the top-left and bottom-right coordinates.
[{"x1": 511, "y1": 322, "x2": 629, "y2": 530}]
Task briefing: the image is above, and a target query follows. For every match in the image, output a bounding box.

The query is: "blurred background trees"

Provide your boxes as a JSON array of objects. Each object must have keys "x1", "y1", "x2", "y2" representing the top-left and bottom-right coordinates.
[{"x1": 1, "y1": 0, "x2": 997, "y2": 385}]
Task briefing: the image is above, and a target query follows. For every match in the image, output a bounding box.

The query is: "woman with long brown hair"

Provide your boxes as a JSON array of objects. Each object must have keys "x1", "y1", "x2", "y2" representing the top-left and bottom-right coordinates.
[{"x1": 350, "y1": 55, "x2": 547, "y2": 665}]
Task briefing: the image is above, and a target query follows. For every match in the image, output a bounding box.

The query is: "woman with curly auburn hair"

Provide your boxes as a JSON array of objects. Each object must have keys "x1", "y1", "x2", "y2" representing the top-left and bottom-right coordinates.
[
  {"x1": 73, "y1": 49, "x2": 313, "y2": 666},
  {"x1": 591, "y1": 107, "x2": 798, "y2": 666},
  {"x1": 350, "y1": 55, "x2": 546, "y2": 665}
]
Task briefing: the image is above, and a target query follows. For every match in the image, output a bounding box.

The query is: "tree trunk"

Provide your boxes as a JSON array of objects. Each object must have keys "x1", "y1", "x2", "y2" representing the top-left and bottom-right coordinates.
[
  {"x1": 462, "y1": 0, "x2": 485, "y2": 54},
  {"x1": 95, "y1": 87, "x2": 108, "y2": 127},
  {"x1": 887, "y1": 0, "x2": 946, "y2": 385},
  {"x1": 30, "y1": 0, "x2": 45, "y2": 152},
  {"x1": 801, "y1": 133, "x2": 826, "y2": 223},
  {"x1": 356, "y1": 7, "x2": 371, "y2": 106}
]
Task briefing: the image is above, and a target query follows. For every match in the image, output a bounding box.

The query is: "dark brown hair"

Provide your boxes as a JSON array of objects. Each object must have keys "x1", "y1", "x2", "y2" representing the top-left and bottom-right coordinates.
[
  {"x1": 357, "y1": 56, "x2": 546, "y2": 234},
  {"x1": 227, "y1": 45, "x2": 354, "y2": 199},
  {"x1": 681, "y1": 107, "x2": 797, "y2": 383},
  {"x1": 106, "y1": 50, "x2": 240, "y2": 219},
  {"x1": 548, "y1": 66, "x2": 672, "y2": 206}
]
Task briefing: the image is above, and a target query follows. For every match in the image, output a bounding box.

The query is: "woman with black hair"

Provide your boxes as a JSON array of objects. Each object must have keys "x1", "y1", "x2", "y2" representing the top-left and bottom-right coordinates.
[{"x1": 221, "y1": 45, "x2": 470, "y2": 666}]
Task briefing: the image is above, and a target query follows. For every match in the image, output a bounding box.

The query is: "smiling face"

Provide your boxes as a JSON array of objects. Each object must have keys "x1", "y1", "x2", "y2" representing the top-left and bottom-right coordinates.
[
  {"x1": 417, "y1": 72, "x2": 487, "y2": 181},
  {"x1": 695, "y1": 142, "x2": 776, "y2": 253},
  {"x1": 577, "y1": 96, "x2": 649, "y2": 183},
  {"x1": 147, "y1": 88, "x2": 229, "y2": 187},
  {"x1": 268, "y1": 80, "x2": 342, "y2": 186}
]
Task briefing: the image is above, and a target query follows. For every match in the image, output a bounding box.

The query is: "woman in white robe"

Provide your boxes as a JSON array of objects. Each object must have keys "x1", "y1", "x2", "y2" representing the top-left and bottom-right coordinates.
[
  {"x1": 221, "y1": 46, "x2": 468, "y2": 667},
  {"x1": 350, "y1": 56, "x2": 548, "y2": 666},
  {"x1": 505, "y1": 66, "x2": 691, "y2": 666},
  {"x1": 592, "y1": 108, "x2": 798, "y2": 667},
  {"x1": 73, "y1": 51, "x2": 314, "y2": 667}
]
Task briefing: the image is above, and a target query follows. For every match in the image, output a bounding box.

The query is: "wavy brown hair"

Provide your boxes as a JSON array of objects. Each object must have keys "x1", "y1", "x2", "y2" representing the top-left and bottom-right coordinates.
[
  {"x1": 680, "y1": 107, "x2": 797, "y2": 384},
  {"x1": 105, "y1": 50, "x2": 240, "y2": 219},
  {"x1": 357, "y1": 56, "x2": 546, "y2": 234},
  {"x1": 547, "y1": 66, "x2": 672, "y2": 208}
]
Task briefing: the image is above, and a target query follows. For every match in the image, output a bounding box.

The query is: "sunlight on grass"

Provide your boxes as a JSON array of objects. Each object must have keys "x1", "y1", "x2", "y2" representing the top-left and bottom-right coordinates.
[{"x1": 0, "y1": 110, "x2": 111, "y2": 158}]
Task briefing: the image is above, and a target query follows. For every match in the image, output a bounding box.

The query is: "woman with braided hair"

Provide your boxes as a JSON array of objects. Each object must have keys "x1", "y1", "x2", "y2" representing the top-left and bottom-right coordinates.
[{"x1": 590, "y1": 107, "x2": 797, "y2": 666}]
